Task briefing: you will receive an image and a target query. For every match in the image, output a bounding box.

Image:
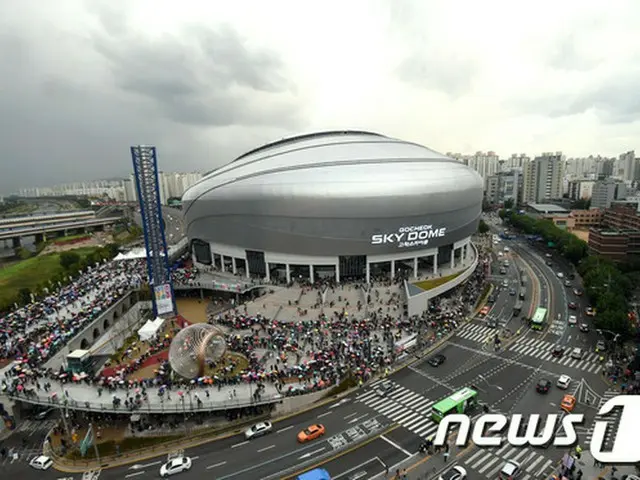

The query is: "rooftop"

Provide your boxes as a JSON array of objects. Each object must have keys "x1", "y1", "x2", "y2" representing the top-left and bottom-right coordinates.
[{"x1": 529, "y1": 203, "x2": 569, "y2": 214}]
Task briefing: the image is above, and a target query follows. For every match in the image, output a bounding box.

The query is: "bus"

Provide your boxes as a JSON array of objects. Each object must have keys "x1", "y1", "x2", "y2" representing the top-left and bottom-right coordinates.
[
  {"x1": 297, "y1": 468, "x2": 331, "y2": 480},
  {"x1": 531, "y1": 307, "x2": 547, "y2": 330},
  {"x1": 518, "y1": 288, "x2": 526, "y2": 300},
  {"x1": 513, "y1": 301, "x2": 523, "y2": 317},
  {"x1": 431, "y1": 387, "x2": 479, "y2": 422}
]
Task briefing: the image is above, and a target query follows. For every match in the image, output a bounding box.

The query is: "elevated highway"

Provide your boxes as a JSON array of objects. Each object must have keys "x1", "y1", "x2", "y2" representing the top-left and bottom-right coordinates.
[
  {"x1": 0, "y1": 210, "x2": 96, "y2": 229},
  {"x1": 0, "y1": 217, "x2": 122, "y2": 245}
]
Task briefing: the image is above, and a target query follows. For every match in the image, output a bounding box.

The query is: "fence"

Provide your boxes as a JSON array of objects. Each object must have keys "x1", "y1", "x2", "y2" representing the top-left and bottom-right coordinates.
[{"x1": 8, "y1": 390, "x2": 284, "y2": 414}]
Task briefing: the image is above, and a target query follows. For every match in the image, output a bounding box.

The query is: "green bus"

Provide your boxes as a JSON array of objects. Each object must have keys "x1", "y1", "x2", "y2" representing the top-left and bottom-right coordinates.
[
  {"x1": 431, "y1": 387, "x2": 479, "y2": 422},
  {"x1": 531, "y1": 307, "x2": 547, "y2": 330}
]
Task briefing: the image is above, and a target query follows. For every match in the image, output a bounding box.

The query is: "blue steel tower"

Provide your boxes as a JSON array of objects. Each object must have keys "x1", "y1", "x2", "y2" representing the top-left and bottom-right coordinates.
[{"x1": 131, "y1": 145, "x2": 177, "y2": 317}]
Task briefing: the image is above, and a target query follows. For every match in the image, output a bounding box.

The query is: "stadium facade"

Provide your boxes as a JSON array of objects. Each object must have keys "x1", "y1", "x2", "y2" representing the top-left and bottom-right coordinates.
[{"x1": 182, "y1": 131, "x2": 483, "y2": 283}]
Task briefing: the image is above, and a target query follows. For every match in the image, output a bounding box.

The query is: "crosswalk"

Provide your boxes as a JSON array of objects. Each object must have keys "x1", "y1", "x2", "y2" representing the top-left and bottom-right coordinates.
[
  {"x1": 461, "y1": 443, "x2": 556, "y2": 479},
  {"x1": 585, "y1": 390, "x2": 621, "y2": 449},
  {"x1": 455, "y1": 323, "x2": 502, "y2": 344},
  {"x1": 355, "y1": 380, "x2": 440, "y2": 440},
  {"x1": 12, "y1": 419, "x2": 57, "y2": 436},
  {"x1": 548, "y1": 316, "x2": 566, "y2": 337},
  {"x1": 508, "y1": 338, "x2": 602, "y2": 373},
  {"x1": 0, "y1": 446, "x2": 42, "y2": 466}
]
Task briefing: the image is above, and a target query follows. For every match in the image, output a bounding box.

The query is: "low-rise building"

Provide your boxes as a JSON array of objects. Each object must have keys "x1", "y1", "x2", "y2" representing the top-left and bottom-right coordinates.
[
  {"x1": 570, "y1": 209, "x2": 603, "y2": 229},
  {"x1": 588, "y1": 202, "x2": 640, "y2": 260},
  {"x1": 526, "y1": 203, "x2": 575, "y2": 230}
]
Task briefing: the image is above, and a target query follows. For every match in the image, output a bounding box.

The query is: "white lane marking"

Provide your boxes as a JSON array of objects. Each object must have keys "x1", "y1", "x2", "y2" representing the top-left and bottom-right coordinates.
[
  {"x1": 130, "y1": 461, "x2": 161, "y2": 469},
  {"x1": 299, "y1": 447, "x2": 326, "y2": 459},
  {"x1": 231, "y1": 441, "x2": 249, "y2": 448},
  {"x1": 206, "y1": 461, "x2": 227, "y2": 469},
  {"x1": 379, "y1": 435, "x2": 412, "y2": 456},
  {"x1": 277, "y1": 425, "x2": 293, "y2": 433},
  {"x1": 317, "y1": 411, "x2": 332, "y2": 418},
  {"x1": 344, "y1": 412, "x2": 358, "y2": 420},
  {"x1": 258, "y1": 445, "x2": 275, "y2": 453},
  {"x1": 125, "y1": 472, "x2": 146, "y2": 478},
  {"x1": 191, "y1": 456, "x2": 199, "y2": 460},
  {"x1": 350, "y1": 413, "x2": 369, "y2": 424}
]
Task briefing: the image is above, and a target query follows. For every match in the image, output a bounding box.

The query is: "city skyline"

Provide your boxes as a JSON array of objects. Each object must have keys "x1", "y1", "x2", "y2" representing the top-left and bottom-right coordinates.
[{"x1": 1, "y1": 1, "x2": 640, "y2": 195}]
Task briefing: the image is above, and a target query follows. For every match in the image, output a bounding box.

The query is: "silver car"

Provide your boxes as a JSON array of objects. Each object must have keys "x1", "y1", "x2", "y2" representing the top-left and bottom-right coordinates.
[{"x1": 245, "y1": 421, "x2": 273, "y2": 440}]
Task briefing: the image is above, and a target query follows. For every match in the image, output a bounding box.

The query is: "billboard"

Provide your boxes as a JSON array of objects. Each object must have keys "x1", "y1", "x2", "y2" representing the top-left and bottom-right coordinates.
[{"x1": 154, "y1": 284, "x2": 174, "y2": 315}]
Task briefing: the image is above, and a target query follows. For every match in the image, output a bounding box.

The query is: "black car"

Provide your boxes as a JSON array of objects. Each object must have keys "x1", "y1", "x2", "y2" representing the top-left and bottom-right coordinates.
[
  {"x1": 487, "y1": 318, "x2": 498, "y2": 328},
  {"x1": 579, "y1": 323, "x2": 589, "y2": 332},
  {"x1": 568, "y1": 273, "x2": 575, "y2": 280},
  {"x1": 551, "y1": 345, "x2": 564, "y2": 357},
  {"x1": 488, "y1": 295, "x2": 497, "y2": 304},
  {"x1": 429, "y1": 354, "x2": 446, "y2": 367},
  {"x1": 573, "y1": 288, "x2": 583, "y2": 296},
  {"x1": 536, "y1": 378, "x2": 551, "y2": 393},
  {"x1": 568, "y1": 302, "x2": 577, "y2": 310}
]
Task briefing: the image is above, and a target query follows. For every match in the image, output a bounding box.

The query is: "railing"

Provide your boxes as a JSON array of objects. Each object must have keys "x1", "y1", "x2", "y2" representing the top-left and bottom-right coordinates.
[
  {"x1": 7, "y1": 390, "x2": 284, "y2": 414},
  {"x1": 45, "y1": 413, "x2": 269, "y2": 469}
]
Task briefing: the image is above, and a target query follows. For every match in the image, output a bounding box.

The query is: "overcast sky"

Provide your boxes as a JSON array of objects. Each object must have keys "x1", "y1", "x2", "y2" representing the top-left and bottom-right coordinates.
[{"x1": 1, "y1": 0, "x2": 639, "y2": 194}]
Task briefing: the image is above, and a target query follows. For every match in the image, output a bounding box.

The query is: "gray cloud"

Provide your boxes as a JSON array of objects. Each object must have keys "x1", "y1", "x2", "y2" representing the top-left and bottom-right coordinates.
[
  {"x1": 0, "y1": 3, "x2": 304, "y2": 195},
  {"x1": 91, "y1": 14, "x2": 299, "y2": 128},
  {"x1": 396, "y1": 55, "x2": 476, "y2": 97},
  {"x1": 520, "y1": 71, "x2": 640, "y2": 124},
  {"x1": 545, "y1": 32, "x2": 600, "y2": 72}
]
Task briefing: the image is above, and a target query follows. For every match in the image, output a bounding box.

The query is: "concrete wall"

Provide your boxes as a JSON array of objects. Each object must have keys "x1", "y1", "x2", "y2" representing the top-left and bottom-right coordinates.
[
  {"x1": 406, "y1": 243, "x2": 480, "y2": 317},
  {"x1": 44, "y1": 291, "x2": 140, "y2": 369}
]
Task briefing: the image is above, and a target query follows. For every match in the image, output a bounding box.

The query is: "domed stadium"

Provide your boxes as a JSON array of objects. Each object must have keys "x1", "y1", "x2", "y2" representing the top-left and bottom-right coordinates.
[{"x1": 182, "y1": 130, "x2": 483, "y2": 283}]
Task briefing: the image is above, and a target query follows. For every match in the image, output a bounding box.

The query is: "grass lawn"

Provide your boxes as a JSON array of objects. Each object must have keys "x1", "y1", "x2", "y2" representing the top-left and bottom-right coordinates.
[
  {"x1": 412, "y1": 271, "x2": 464, "y2": 291},
  {"x1": 0, "y1": 247, "x2": 102, "y2": 307}
]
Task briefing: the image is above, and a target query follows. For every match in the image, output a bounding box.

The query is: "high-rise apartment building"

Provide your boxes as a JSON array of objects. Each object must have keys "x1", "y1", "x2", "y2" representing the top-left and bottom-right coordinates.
[
  {"x1": 567, "y1": 180, "x2": 595, "y2": 200},
  {"x1": 484, "y1": 170, "x2": 521, "y2": 205},
  {"x1": 447, "y1": 151, "x2": 500, "y2": 182},
  {"x1": 590, "y1": 178, "x2": 627, "y2": 209},
  {"x1": 617, "y1": 151, "x2": 637, "y2": 182},
  {"x1": 521, "y1": 153, "x2": 565, "y2": 204}
]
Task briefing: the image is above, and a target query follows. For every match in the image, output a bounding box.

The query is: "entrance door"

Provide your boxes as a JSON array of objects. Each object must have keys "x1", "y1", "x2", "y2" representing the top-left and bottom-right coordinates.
[
  {"x1": 339, "y1": 255, "x2": 366, "y2": 280},
  {"x1": 245, "y1": 250, "x2": 266, "y2": 277}
]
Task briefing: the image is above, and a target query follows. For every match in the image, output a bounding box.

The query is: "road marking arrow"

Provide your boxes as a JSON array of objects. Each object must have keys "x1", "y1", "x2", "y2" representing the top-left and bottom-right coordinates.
[{"x1": 299, "y1": 447, "x2": 326, "y2": 459}]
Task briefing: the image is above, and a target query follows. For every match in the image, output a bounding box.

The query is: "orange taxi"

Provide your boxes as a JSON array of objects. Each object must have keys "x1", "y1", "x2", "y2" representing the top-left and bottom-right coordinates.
[
  {"x1": 560, "y1": 394, "x2": 576, "y2": 412},
  {"x1": 297, "y1": 424, "x2": 326, "y2": 443},
  {"x1": 479, "y1": 306, "x2": 491, "y2": 316}
]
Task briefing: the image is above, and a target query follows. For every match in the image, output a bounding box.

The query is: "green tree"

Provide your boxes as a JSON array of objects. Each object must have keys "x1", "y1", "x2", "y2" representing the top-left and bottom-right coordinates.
[
  {"x1": 478, "y1": 220, "x2": 490, "y2": 234},
  {"x1": 17, "y1": 287, "x2": 31, "y2": 305},
  {"x1": 59, "y1": 251, "x2": 80, "y2": 270},
  {"x1": 504, "y1": 198, "x2": 515, "y2": 209},
  {"x1": 498, "y1": 209, "x2": 507, "y2": 219}
]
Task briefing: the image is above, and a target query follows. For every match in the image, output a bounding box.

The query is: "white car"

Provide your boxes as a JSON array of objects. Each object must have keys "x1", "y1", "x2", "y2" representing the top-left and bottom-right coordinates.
[
  {"x1": 557, "y1": 272, "x2": 564, "y2": 278},
  {"x1": 504, "y1": 247, "x2": 510, "y2": 252},
  {"x1": 568, "y1": 315, "x2": 577, "y2": 325},
  {"x1": 557, "y1": 375, "x2": 571, "y2": 389},
  {"x1": 499, "y1": 460, "x2": 521, "y2": 479},
  {"x1": 29, "y1": 455, "x2": 53, "y2": 470},
  {"x1": 159, "y1": 456, "x2": 192, "y2": 477},
  {"x1": 571, "y1": 347, "x2": 583, "y2": 360},
  {"x1": 438, "y1": 465, "x2": 467, "y2": 480},
  {"x1": 245, "y1": 421, "x2": 273, "y2": 440}
]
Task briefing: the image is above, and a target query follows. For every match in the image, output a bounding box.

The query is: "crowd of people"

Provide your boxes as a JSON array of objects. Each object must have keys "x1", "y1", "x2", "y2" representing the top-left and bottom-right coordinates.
[{"x1": 1, "y1": 244, "x2": 490, "y2": 406}]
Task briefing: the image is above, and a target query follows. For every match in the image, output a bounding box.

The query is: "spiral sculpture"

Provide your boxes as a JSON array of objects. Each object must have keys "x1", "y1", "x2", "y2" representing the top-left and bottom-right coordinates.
[{"x1": 168, "y1": 324, "x2": 226, "y2": 379}]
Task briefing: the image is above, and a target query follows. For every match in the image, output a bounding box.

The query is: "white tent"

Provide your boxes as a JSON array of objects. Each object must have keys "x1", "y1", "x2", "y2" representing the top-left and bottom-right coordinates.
[{"x1": 138, "y1": 317, "x2": 165, "y2": 341}]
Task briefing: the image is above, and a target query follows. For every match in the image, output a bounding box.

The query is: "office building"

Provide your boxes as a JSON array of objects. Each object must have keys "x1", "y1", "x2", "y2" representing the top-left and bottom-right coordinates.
[{"x1": 567, "y1": 180, "x2": 595, "y2": 201}]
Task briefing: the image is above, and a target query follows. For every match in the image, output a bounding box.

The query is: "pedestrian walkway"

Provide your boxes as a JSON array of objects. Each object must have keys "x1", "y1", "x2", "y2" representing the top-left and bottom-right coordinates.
[
  {"x1": 9, "y1": 377, "x2": 283, "y2": 414},
  {"x1": 509, "y1": 337, "x2": 602, "y2": 374},
  {"x1": 584, "y1": 389, "x2": 621, "y2": 450},
  {"x1": 455, "y1": 323, "x2": 499, "y2": 344},
  {"x1": 355, "y1": 379, "x2": 439, "y2": 440},
  {"x1": 460, "y1": 444, "x2": 556, "y2": 479}
]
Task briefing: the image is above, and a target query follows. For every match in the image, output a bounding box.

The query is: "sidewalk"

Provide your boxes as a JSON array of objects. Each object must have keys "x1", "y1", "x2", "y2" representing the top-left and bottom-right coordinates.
[{"x1": 573, "y1": 449, "x2": 637, "y2": 479}]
